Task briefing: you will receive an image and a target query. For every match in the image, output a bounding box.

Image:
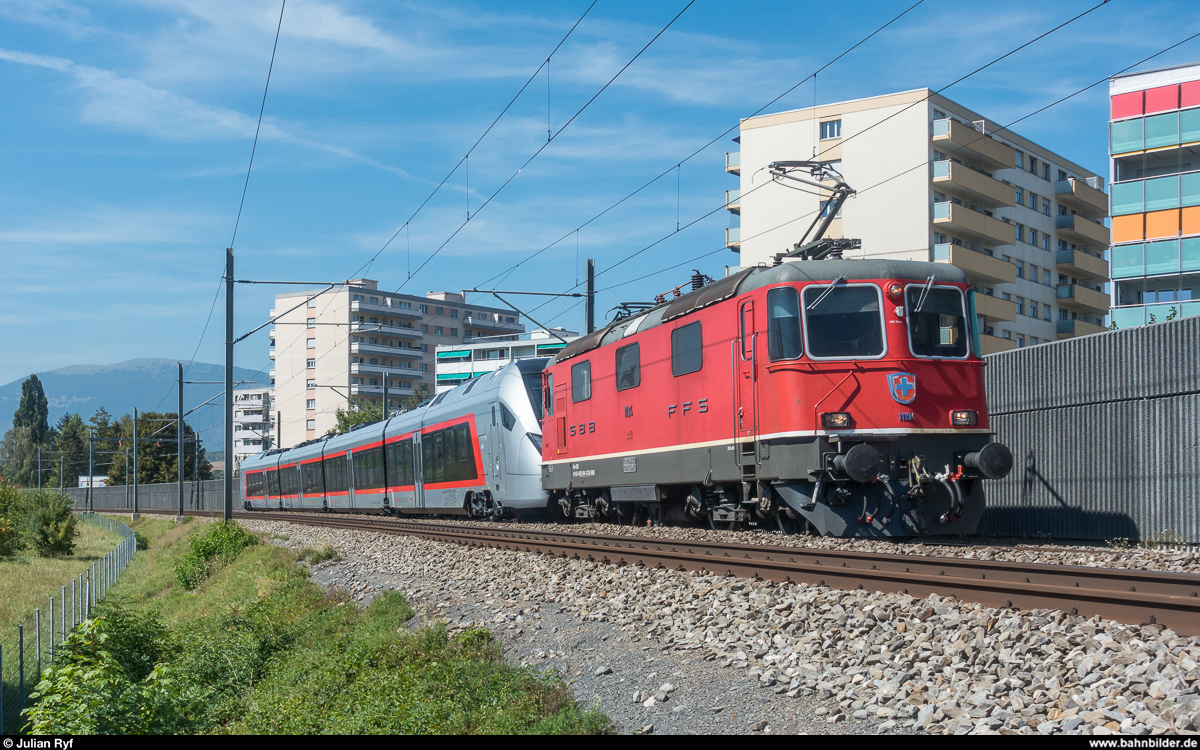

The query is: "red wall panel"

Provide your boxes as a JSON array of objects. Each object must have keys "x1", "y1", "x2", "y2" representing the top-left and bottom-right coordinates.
[
  {"x1": 1111, "y1": 91, "x2": 1143, "y2": 119},
  {"x1": 1145, "y1": 85, "x2": 1180, "y2": 114},
  {"x1": 1182, "y1": 80, "x2": 1200, "y2": 109}
]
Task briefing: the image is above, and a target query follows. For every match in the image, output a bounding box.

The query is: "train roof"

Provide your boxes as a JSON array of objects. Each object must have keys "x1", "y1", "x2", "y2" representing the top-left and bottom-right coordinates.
[{"x1": 555, "y1": 258, "x2": 967, "y2": 363}]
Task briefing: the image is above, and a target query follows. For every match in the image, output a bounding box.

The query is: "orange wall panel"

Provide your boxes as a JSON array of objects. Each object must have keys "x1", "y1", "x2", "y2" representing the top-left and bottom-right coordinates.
[
  {"x1": 1111, "y1": 213, "x2": 1144, "y2": 243},
  {"x1": 1182, "y1": 205, "x2": 1200, "y2": 237},
  {"x1": 1145, "y1": 209, "x2": 1180, "y2": 240}
]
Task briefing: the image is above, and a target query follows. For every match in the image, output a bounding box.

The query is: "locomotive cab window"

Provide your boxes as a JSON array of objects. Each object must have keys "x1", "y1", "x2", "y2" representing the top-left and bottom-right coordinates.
[
  {"x1": 671, "y1": 322, "x2": 703, "y2": 376},
  {"x1": 544, "y1": 372, "x2": 554, "y2": 415},
  {"x1": 767, "y1": 287, "x2": 803, "y2": 361},
  {"x1": 905, "y1": 286, "x2": 970, "y2": 358},
  {"x1": 571, "y1": 360, "x2": 591, "y2": 402},
  {"x1": 802, "y1": 284, "x2": 884, "y2": 358},
  {"x1": 615, "y1": 343, "x2": 640, "y2": 391}
]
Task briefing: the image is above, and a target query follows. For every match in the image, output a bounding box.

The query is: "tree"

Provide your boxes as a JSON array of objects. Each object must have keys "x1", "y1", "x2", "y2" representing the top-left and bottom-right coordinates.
[
  {"x1": 329, "y1": 398, "x2": 384, "y2": 435},
  {"x1": 13, "y1": 374, "x2": 50, "y2": 446},
  {"x1": 0, "y1": 426, "x2": 38, "y2": 486},
  {"x1": 399, "y1": 382, "x2": 431, "y2": 413},
  {"x1": 106, "y1": 412, "x2": 212, "y2": 486},
  {"x1": 48, "y1": 413, "x2": 89, "y2": 488}
]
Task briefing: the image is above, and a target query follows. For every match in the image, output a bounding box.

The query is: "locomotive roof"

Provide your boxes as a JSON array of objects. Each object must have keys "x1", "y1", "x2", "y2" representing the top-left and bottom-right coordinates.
[{"x1": 555, "y1": 258, "x2": 967, "y2": 363}]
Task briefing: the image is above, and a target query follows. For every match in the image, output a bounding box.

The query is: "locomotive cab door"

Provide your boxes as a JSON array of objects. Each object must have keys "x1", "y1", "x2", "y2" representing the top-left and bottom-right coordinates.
[{"x1": 735, "y1": 297, "x2": 759, "y2": 464}]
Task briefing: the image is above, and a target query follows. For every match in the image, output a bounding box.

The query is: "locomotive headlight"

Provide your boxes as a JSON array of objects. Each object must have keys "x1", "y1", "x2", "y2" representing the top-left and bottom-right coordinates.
[
  {"x1": 821, "y1": 412, "x2": 851, "y2": 429},
  {"x1": 886, "y1": 282, "x2": 904, "y2": 301},
  {"x1": 950, "y1": 410, "x2": 978, "y2": 426}
]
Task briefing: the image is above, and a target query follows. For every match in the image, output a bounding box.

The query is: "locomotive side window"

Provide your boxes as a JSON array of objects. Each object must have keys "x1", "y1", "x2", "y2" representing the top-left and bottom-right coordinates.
[
  {"x1": 615, "y1": 343, "x2": 640, "y2": 391},
  {"x1": 324, "y1": 454, "x2": 348, "y2": 493},
  {"x1": 571, "y1": 360, "x2": 591, "y2": 402},
  {"x1": 544, "y1": 372, "x2": 554, "y2": 415},
  {"x1": 671, "y1": 322, "x2": 703, "y2": 376},
  {"x1": 767, "y1": 287, "x2": 803, "y2": 361},
  {"x1": 802, "y1": 285, "x2": 885, "y2": 358},
  {"x1": 905, "y1": 286, "x2": 969, "y2": 358}
]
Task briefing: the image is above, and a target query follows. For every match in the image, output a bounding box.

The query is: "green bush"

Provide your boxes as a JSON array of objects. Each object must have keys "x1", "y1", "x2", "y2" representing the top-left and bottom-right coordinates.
[
  {"x1": 0, "y1": 480, "x2": 25, "y2": 556},
  {"x1": 23, "y1": 617, "x2": 193, "y2": 735},
  {"x1": 174, "y1": 521, "x2": 258, "y2": 590},
  {"x1": 18, "y1": 491, "x2": 78, "y2": 557},
  {"x1": 134, "y1": 531, "x2": 149, "y2": 551}
]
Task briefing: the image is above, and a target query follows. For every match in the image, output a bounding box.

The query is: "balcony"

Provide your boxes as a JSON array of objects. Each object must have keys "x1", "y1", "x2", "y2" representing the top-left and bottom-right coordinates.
[
  {"x1": 351, "y1": 362, "x2": 421, "y2": 377},
  {"x1": 725, "y1": 151, "x2": 740, "y2": 175},
  {"x1": 933, "y1": 244, "x2": 1015, "y2": 285},
  {"x1": 1056, "y1": 283, "x2": 1110, "y2": 316},
  {"x1": 725, "y1": 226, "x2": 741, "y2": 252},
  {"x1": 349, "y1": 384, "x2": 415, "y2": 398},
  {"x1": 350, "y1": 322, "x2": 421, "y2": 339},
  {"x1": 1056, "y1": 178, "x2": 1108, "y2": 216},
  {"x1": 267, "y1": 368, "x2": 276, "y2": 381},
  {"x1": 1055, "y1": 248, "x2": 1109, "y2": 281},
  {"x1": 351, "y1": 300, "x2": 422, "y2": 319},
  {"x1": 932, "y1": 202, "x2": 1012, "y2": 247},
  {"x1": 1056, "y1": 318, "x2": 1108, "y2": 340},
  {"x1": 726, "y1": 189, "x2": 741, "y2": 215},
  {"x1": 972, "y1": 293, "x2": 1017, "y2": 322},
  {"x1": 1056, "y1": 214, "x2": 1110, "y2": 248},
  {"x1": 268, "y1": 348, "x2": 275, "y2": 360},
  {"x1": 978, "y1": 334, "x2": 1016, "y2": 355},
  {"x1": 350, "y1": 342, "x2": 423, "y2": 358},
  {"x1": 931, "y1": 118, "x2": 1015, "y2": 171},
  {"x1": 931, "y1": 161, "x2": 1013, "y2": 208}
]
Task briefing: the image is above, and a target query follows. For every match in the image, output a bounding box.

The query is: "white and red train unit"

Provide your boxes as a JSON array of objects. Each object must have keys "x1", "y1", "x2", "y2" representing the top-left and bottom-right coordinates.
[{"x1": 243, "y1": 257, "x2": 1012, "y2": 537}]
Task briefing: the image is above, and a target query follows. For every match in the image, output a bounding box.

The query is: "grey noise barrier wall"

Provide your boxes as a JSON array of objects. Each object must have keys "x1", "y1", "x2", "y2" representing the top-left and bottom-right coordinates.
[
  {"x1": 65, "y1": 478, "x2": 237, "y2": 513},
  {"x1": 981, "y1": 314, "x2": 1200, "y2": 544}
]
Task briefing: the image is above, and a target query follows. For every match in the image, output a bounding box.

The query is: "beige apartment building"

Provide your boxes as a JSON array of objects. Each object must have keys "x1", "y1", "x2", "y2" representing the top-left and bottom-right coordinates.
[
  {"x1": 727, "y1": 89, "x2": 1111, "y2": 354},
  {"x1": 269, "y1": 279, "x2": 524, "y2": 448}
]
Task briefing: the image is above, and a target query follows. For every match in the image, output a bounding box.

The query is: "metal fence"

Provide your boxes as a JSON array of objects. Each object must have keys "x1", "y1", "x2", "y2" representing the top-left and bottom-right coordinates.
[
  {"x1": 981, "y1": 315, "x2": 1200, "y2": 543},
  {"x1": 63, "y1": 479, "x2": 239, "y2": 513},
  {"x1": 0, "y1": 513, "x2": 138, "y2": 733}
]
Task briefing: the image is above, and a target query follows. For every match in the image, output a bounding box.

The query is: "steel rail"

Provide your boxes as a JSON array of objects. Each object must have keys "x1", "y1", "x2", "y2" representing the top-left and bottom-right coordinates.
[{"x1": 134, "y1": 510, "x2": 1200, "y2": 635}]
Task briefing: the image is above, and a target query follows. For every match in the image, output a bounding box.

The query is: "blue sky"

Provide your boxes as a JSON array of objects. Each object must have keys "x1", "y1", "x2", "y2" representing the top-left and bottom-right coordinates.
[{"x1": 3, "y1": 0, "x2": 1200, "y2": 415}]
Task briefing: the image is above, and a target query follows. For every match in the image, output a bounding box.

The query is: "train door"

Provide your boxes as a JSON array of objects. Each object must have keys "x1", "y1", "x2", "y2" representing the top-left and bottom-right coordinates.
[
  {"x1": 491, "y1": 405, "x2": 505, "y2": 491},
  {"x1": 735, "y1": 297, "x2": 759, "y2": 467},
  {"x1": 347, "y1": 451, "x2": 356, "y2": 509},
  {"x1": 412, "y1": 431, "x2": 426, "y2": 509}
]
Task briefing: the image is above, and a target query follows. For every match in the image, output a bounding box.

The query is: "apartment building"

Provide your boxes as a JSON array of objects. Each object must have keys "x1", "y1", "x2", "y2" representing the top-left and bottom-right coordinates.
[
  {"x1": 1108, "y1": 63, "x2": 1200, "y2": 328},
  {"x1": 433, "y1": 327, "x2": 579, "y2": 393},
  {"x1": 269, "y1": 280, "x2": 524, "y2": 448},
  {"x1": 232, "y1": 386, "x2": 272, "y2": 472},
  {"x1": 727, "y1": 89, "x2": 1111, "y2": 354}
]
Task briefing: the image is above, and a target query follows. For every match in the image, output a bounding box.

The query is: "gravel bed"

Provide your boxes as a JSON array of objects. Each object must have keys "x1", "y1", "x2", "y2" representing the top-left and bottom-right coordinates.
[
  {"x1": 294, "y1": 511, "x2": 1200, "y2": 575},
  {"x1": 242, "y1": 518, "x2": 1200, "y2": 735}
]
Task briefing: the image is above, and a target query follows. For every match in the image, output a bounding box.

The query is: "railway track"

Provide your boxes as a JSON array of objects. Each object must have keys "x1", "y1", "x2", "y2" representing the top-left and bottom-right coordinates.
[{"x1": 138, "y1": 509, "x2": 1200, "y2": 636}]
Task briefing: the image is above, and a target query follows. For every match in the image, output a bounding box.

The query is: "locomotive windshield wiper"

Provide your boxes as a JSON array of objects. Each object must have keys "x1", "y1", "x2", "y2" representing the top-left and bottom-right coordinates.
[
  {"x1": 806, "y1": 275, "x2": 846, "y2": 311},
  {"x1": 914, "y1": 275, "x2": 936, "y2": 313}
]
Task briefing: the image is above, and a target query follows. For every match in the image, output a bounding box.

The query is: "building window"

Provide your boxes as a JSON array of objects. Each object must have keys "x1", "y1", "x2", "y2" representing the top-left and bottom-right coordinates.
[
  {"x1": 420, "y1": 364, "x2": 428, "y2": 372},
  {"x1": 1043, "y1": 305, "x2": 1051, "y2": 321},
  {"x1": 306, "y1": 338, "x2": 316, "y2": 349},
  {"x1": 1029, "y1": 301, "x2": 1038, "y2": 319},
  {"x1": 1015, "y1": 151, "x2": 1024, "y2": 169},
  {"x1": 1028, "y1": 156, "x2": 1039, "y2": 175},
  {"x1": 1042, "y1": 198, "x2": 1051, "y2": 216},
  {"x1": 435, "y1": 326, "x2": 443, "y2": 335},
  {"x1": 420, "y1": 304, "x2": 428, "y2": 314},
  {"x1": 307, "y1": 359, "x2": 316, "y2": 369},
  {"x1": 450, "y1": 309, "x2": 458, "y2": 318},
  {"x1": 369, "y1": 379, "x2": 378, "y2": 386},
  {"x1": 1016, "y1": 334, "x2": 1025, "y2": 348},
  {"x1": 1041, "y1": 234, "x2": 1050, "y2": 251},
  {"x1": 1015, "y1": 297, "x2": 1025, "y2": 316},
  {"x1": 1015, "y1": 260, "x2": 1024, "y2": 279},
  {"x1": 450, "y1": 328, "x2": 457, "y2": 337},
  {"x1": 306, "y1": 399, "x2": 316, "y2": 410},
  {"x1": 1042, "y1": 163, "x2": 1051, "y2": 181},
  {"x1": 1043, "y1": 269, "x2": 1051, "y2": 286},
  {"x1": 1029, "y1": 229, "x2": 1039, "y2": 247},
  {"x1": 370, "y1": 296, "x2": 379, "y2": 303},
  {"x1": 1015, "y1": 187, "x2": 1023, "y2": 205},
  {"x1": 819, "y1": 120, "x2": 841, "y2": 140},
  {"x1": 1014, "y1": 224, "x2": 1024, "y2": 243},
  {"x1": 1028, "y1": 192, "x2": 1038, "y2": 210},
  {"x1": 307, "y1": 298, "x2": 316, "y2": 308},
  {"x1": 307, "y1": 379, "x2": 316, "y2": 389},
  {"x1": 435, "y1": 307, "x2": 443, "y2": 316},
  {"x1": 306, "y1": 419, "x2": 316, "y2": 430},
  {"x1": 307, "y1": 318, "x2": 316, "y2": 328}
]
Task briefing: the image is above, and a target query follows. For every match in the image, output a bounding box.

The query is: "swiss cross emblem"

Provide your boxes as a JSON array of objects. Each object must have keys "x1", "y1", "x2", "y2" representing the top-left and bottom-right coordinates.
[{"x1": 887, "y1": 372, "x2": 917, "y2": 404}]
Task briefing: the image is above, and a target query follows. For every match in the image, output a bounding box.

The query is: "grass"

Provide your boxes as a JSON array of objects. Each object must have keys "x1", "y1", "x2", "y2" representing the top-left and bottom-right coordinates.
[
  {"x1": 0, "y1": 520, "x2": 124, "y2": 634},
  {"x1": 46, "y1": 517, "x2": 610, "y2": 734}
]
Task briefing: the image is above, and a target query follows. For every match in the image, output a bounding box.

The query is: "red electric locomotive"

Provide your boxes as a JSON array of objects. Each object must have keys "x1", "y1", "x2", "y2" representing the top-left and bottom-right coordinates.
[{"x1": 538, "y1": 257, "x2": 1013, "y2": 537}]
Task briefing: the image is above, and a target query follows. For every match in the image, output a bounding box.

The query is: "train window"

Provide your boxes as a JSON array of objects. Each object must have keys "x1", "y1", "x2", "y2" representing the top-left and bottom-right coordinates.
[
  {"x1": 302, "y1": 461, "x2": 324, "y2": 495},
  {"x1": 386, "y1": 439, "x2": 414, "y2": 486},
  {"x1": 499, "y1": 403, "x2": 517, "y2": 430},
  {"x1": 905, "y1": 286, "x2": 969, "y2": 358},
  {"x1": 324, "y1": 454, "x2": 348, "y2": 493},
  {"x1": 353, "y1": 447, "x2": 385, "y2": 490},
  {"x1": 246, "y1": 471, "x2": 264, "y2": 497},
  {"x1": 767, "y1": 287, "x2": 803, "y2": 361},
  {"x1": 280, "y1": 466, "x2": 299, "y2": 496},
  {"x1": 802, "y1": 285, "x2": 884, "y2": 358},
  {"x1": 544, "y1": 373, "x2": 554, "y2": 415},
  {"x1": 522, "y1": 370, "x2": 544, "y2": 421},
  {"x1": 266, "y1": 469, "x2": 280, "y2": 497},
  {"x1": 615, "y1": 343, "x2": 640, "y2": 391},
  {"x1": 671, "y1": 322, "x2": 703, "y2": 376},
  {"x1": 571, "y1": 360, "x2": 591, "y2": 402}
]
